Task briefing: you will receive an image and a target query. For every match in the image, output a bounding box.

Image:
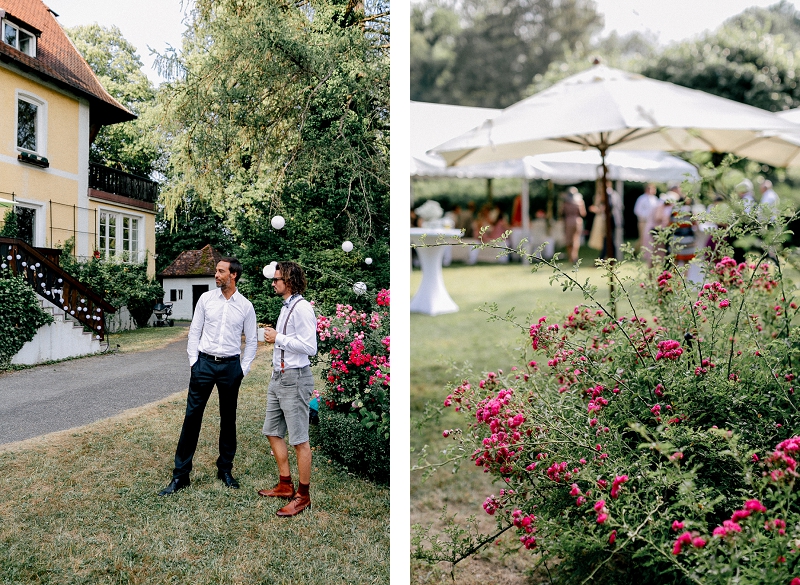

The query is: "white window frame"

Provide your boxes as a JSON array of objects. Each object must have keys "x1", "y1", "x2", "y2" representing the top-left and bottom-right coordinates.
[
  {"x1": 97, "y1": 208, "x2": 145, "y2": 264},
  {"x1": 15, "y1": 91, "x2": 47, "y2": 157},
  {"x1": 2, "y1": 19, "x2": 36, "y2": 57},
  {"x1": 12, "y1": 199, "x2": 46, "y2": 248}
]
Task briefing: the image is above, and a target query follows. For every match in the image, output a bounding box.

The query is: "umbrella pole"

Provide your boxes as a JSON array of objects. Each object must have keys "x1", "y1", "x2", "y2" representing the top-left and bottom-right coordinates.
[{"x1": 600, "y1": 147, "x2": 617, "y2": 317}]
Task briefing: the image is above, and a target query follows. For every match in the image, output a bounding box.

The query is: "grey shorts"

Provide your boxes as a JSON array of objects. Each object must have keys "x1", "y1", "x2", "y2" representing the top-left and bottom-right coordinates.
[{"x1": 262, "y1": 366, "x2": 314, "y2": 446}]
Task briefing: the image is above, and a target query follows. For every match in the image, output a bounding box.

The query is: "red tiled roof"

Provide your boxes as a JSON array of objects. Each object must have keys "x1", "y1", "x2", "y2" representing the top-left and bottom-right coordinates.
[
  {"x1": 0, "y1": 0, "x2": 134, "y2": 126},
  {"x1": 160, "y1": 245, "x2": 224, "y2": 278}
]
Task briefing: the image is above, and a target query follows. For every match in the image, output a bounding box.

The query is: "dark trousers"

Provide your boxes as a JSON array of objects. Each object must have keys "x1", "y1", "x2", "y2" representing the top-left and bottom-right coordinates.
[{"x1": 172, "y1": 355, "x2": 244, "y2": 479}]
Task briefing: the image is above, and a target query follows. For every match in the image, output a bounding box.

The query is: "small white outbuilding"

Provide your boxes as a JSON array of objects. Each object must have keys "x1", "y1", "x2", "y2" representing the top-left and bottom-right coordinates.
[{"x1": 158, "y1": 245, "x2": 223, "y2": 320}]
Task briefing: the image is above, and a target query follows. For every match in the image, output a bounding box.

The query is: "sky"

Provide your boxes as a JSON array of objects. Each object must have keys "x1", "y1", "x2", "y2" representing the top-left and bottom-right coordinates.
[
  {"x1": 594, "y1": 0, "x2": 799, "y2": 45},
  {"x1": 44, "y1": 0, "x2": 190, "y2": 85}
]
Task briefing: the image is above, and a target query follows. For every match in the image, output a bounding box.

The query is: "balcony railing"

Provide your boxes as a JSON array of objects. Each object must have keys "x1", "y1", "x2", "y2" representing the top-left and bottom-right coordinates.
[{"x1": 88, "y1": 163, "x2": 158, "y2": 204}]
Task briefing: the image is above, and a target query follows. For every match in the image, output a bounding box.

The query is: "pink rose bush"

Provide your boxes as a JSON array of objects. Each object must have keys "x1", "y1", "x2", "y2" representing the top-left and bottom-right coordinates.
[
  {"x1": 414, "y1": 208, "x2": 800, "y2": 584},
  {"x1": 316, "y1": 289, "x2": 390, "y2": 438}
]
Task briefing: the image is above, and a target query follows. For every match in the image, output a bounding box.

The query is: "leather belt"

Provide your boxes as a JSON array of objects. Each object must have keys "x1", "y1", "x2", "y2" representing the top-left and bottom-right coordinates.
[{"x1": 199, "y1": 351, "x2": 240, "y2": 363}]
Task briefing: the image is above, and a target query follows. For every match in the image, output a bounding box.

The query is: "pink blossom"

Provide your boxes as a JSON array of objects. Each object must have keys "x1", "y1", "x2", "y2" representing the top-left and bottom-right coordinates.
[
  {"x1": 596, "y1": 513, "x2": 608, "y2": 524},
  {"x1": 672, "y1": 520, "x2": 685, "y2": 532},
  {"x1": 655, "y1": 340, "x2": 683, "y2": 361},
  {"x1": 608, "y1": 530, "x2": 617, "y2": 544},
  {"x1": 594, "y1": 499, "x2": 606, "y2": 512},
  {"x1": 744, "y1": 499, "x2": 767, "y2": 513}
]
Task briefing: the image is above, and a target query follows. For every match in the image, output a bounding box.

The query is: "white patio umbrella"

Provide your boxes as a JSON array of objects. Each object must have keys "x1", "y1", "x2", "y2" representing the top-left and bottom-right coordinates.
[
  {"x1": 412, "y1": 100, "x2": 698, "y2": 241},
  {"x1": 431, "y1": 64, "x2": 800, "y2": 260}
]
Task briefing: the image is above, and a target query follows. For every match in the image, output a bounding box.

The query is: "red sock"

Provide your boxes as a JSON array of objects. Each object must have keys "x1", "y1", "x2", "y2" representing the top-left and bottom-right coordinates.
[
  {"x1": 297, "y1": 482, "x2": 310, "y2": 497},
  {"x1": 279, "y1": 475, "x2": 292, "y2": 484}
]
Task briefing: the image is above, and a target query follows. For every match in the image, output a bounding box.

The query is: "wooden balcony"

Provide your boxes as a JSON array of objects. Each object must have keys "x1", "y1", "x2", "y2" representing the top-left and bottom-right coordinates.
[{"x1": 88, "y1": 163, "x2": 158, "y2": 212}]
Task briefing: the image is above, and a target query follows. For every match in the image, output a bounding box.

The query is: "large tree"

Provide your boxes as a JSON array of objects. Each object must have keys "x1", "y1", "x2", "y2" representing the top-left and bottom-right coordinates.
[
  {"x1": 158, "y1": 0, "x2": 389, "y2": 321},
  {"x1": 411, "y1": 0, "x2": 603, "y2": 107},
  {"x1": 66, "y1": 24, "x2": 164, "y2": 177},
  {"x1": 641, "y1": 4, "x2": 800, "y2": 112}
]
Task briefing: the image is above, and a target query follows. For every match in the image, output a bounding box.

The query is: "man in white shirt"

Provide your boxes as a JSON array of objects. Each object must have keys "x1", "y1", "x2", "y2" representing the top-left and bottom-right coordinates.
[
  {"x1": 633, "y1": 184, "x2": 659, "y2": 252},
  {"x1": 258, "y1": 261, "x2": 318, "y2": 516},
  {"x1": 158, "y1": 257, "x2": 258, "y2": 496}
]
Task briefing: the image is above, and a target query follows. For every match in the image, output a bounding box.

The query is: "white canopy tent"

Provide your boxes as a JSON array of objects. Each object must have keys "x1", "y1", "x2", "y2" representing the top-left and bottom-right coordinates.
[
  {"x1": 412, "y1": 101, "x2": 699, "y2": 240},
  {"x1": 430, "y1": 65, "x2": 800, "y2": 263}
]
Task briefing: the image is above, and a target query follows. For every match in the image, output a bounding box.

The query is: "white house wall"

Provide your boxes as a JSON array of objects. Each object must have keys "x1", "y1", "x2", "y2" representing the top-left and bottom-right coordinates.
[{"x1": 162, "y1": 276, "x2": 215, "y2": 320}]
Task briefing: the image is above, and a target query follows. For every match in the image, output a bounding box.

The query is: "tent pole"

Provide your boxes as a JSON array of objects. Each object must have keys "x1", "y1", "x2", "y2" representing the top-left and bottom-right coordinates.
[{"x1": 600, "y1": 146, "x2": 617, "y2": 317}]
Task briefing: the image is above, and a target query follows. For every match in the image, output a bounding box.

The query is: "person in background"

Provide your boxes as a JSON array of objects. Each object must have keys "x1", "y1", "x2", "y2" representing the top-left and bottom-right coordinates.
[
  {"x1": 736, "y1": 179, "x2": 756, "y2": 213},
  {"x1": 633, "y1": 184, "x2": 659, "y2": 253},
  {"x1": 759, "y1": 178, "x2": 780, "y2": 221},
  {"x1": 561, "y1": 187, "x2": 586, "y2": 264}
]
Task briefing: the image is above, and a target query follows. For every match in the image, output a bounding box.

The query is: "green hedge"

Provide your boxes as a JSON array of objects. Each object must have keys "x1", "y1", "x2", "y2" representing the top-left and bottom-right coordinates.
[
  {"x1": 317, "y1": 403, "x2": 389, "y2": 485},
  {"x1": 0, "y1": 275, "x2": 53, "y2": 368}
]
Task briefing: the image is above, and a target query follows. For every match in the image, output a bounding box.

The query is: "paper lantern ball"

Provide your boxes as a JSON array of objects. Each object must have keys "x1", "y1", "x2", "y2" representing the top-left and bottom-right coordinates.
[
  {"x1": 353, "y1": 282, "x2": 367, "y2": 296},
  {"x1": 341, "y1": 241, "x2": 354, "y2": 253},
  {"x1": 364, "y1": 257, "x2": 373, "y2": 265},
  {"x1": 271, "y1": 215, "x2": 285, "y2": 230},
  {"x1": 262, "y1": 261, "x2": 278, "y2": 279}
]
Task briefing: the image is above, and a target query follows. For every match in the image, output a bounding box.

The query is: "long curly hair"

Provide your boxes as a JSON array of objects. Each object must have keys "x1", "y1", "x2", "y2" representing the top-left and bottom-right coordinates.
[{"x1": 277, "y1": 261, "x2": 307, "y2": 295}]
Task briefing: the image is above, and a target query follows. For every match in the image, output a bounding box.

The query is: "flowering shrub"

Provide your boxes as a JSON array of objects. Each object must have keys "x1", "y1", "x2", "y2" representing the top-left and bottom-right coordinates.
[
  {"x1": 413, "y1": 210, "x2": 800, "y2": 583},
  {"x1": 316, "y1": 289, "x2": 390, "y2": 439}
]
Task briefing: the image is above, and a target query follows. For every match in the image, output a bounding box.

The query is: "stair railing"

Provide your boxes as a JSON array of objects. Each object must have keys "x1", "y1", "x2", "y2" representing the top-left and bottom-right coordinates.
[{"x1": 0, "y1": 238, "x2": 116, "y2": 341}]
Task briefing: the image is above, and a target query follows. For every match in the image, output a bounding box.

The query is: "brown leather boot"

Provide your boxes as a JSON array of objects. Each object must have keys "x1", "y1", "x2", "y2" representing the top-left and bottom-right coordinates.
[
  {"x1": 276, "y1": 493, "x2": 311, "y2": 517},
  {"x1": 257, "y1": 478, "x2": 295, "y2": 499}
]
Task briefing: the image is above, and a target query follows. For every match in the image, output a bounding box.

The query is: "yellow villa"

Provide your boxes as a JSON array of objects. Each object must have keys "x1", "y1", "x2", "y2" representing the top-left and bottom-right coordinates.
[{"x1": 0, "y1": 0, "x2": 157, "y2": 277}]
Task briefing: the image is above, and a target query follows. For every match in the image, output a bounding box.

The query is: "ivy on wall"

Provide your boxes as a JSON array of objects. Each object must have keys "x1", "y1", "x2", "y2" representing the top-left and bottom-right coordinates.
[{"x1": 0, "y1": 275, "x2": 53, "y2": 369}]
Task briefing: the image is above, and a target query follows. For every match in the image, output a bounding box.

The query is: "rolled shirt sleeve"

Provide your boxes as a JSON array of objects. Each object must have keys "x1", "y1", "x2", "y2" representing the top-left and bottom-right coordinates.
[{"x1": 274, "y1": 301, "x2": 317, "y2": 358}]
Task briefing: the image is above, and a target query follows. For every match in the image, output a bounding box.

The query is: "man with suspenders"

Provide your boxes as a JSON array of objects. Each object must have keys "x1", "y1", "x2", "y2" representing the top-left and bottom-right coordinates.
[{"x1": 259, "y1": 261, "x2": 318, "y2": 516}]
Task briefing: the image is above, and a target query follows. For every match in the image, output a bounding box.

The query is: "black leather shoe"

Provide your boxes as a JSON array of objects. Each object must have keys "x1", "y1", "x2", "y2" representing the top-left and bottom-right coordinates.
[
  {"x1": 158, "y1": 476, "x2": 190, "y2": 496},
  {"x1": 217, "y1": 470, "x2": 240, "y2": 489}
]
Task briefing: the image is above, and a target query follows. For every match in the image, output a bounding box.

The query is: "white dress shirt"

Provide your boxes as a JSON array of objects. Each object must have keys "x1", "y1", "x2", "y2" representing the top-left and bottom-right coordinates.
[
  {"x1": 273, "y1": 295, "x2": 317, "y2": 369},
  {"x1": 187, "y1": 288, "x2": 258, "y2": 375}
]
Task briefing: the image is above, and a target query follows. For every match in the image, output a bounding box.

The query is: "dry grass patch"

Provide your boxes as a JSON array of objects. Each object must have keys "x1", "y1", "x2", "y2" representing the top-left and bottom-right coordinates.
[
  {"x1": 0, "y1": 352, "x2": 389, "y2": 585},
  {"x1": 107, "y1": 322, "x2": 191, "y2": 354}
]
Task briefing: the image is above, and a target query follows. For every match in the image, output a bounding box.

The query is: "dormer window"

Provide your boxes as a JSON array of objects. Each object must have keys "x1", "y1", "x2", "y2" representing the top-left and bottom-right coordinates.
[{"x1": 3, "y1": 19, "x2": 36, "y2": 57}]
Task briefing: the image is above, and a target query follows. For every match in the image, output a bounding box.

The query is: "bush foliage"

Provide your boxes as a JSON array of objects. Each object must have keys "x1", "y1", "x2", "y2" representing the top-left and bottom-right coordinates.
[
  {"x1": 59, "y1": 239, "x2": 164, "y2": 328},
  {"x1": 0, "y1": 275, "x2": 53, "y2": 368},
  {"x1": 315, "y1": 288, "x2": 390, "y2": 482},
  {"x1": 413, "y1": 197, "x2": 800, "y2": 583}
]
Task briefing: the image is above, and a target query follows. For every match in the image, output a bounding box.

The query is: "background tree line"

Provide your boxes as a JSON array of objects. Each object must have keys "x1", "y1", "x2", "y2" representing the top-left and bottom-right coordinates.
[{"x1": 412, "y1": 0, "x2": 800, "y2": 113}]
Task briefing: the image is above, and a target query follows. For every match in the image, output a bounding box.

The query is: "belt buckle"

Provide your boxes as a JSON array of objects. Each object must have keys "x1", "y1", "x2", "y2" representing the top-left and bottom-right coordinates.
[{"x1": 214, "y1": 355, "x2": 222, "y2": 362}]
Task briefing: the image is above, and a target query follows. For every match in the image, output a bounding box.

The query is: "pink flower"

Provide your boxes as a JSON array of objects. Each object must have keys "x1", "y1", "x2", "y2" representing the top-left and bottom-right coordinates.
[
  {"x1": 744, "y1": 499, "x2": 767, "y2": 513},
  {"x1": 569, "y1": 483, "x2": 581, "y2": 497},
  {"x1": 655, "y1": 340, "x2": 683, "y2": 361},
  {"x1": 596, "y1": 513, "x2": 608, "y2": 524},
  {"x1": 594, "y1": 499, "x2": 606, "y2": 512},
  {"x1": 692, "y1": 536, "x2": 706, "y2": 548},
  {"x1": 719, "y1": 299, "x2": 730, "y2": 308},
  {"x1": 672, "y1": 520, "x2": 685, "y2": 532},
  {"x1": 608, "y1": 530, "x2": 617, "y2": 544}
]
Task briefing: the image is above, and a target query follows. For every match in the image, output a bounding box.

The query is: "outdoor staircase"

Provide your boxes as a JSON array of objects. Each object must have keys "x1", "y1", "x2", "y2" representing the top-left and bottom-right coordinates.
[
  {"x1": 12, "y1": 298, "x2": 103, "y2": 365},
  {"x1": 1, "y1": 238, "x2": 117, "y2": 363}
]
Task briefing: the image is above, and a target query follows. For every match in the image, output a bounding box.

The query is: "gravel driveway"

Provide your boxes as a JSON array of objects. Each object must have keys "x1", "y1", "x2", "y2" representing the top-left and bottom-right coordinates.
[{"x1": 0, "y1": 337, "x2": 191, "y2": 446}]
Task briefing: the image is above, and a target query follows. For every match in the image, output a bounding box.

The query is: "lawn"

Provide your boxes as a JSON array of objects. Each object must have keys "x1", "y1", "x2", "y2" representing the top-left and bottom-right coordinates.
[
  {"x1": 0, "y1": 330, "x2": 389, "y2": 585},
  {"x1": 107, "y1": 321, "x2": 191, "y2": 353},
  {"x1": 410, "y1": 259, "x2": 613, "y2": 584}
]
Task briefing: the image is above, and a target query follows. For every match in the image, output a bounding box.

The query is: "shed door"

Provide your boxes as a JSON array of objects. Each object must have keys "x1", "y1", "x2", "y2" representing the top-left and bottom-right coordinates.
[{"x1": 192, "y1": 284, "x2": 209, "y2": 315}]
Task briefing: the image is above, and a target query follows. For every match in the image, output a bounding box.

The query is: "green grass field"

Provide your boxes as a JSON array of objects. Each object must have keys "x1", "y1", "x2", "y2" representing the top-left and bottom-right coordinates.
[
  {"x1": 0, "y1": 335, "x2": 389, "y2": 585},
  {"x1": 410, "y1": 260, "x2": 612, "y2": 584}
]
